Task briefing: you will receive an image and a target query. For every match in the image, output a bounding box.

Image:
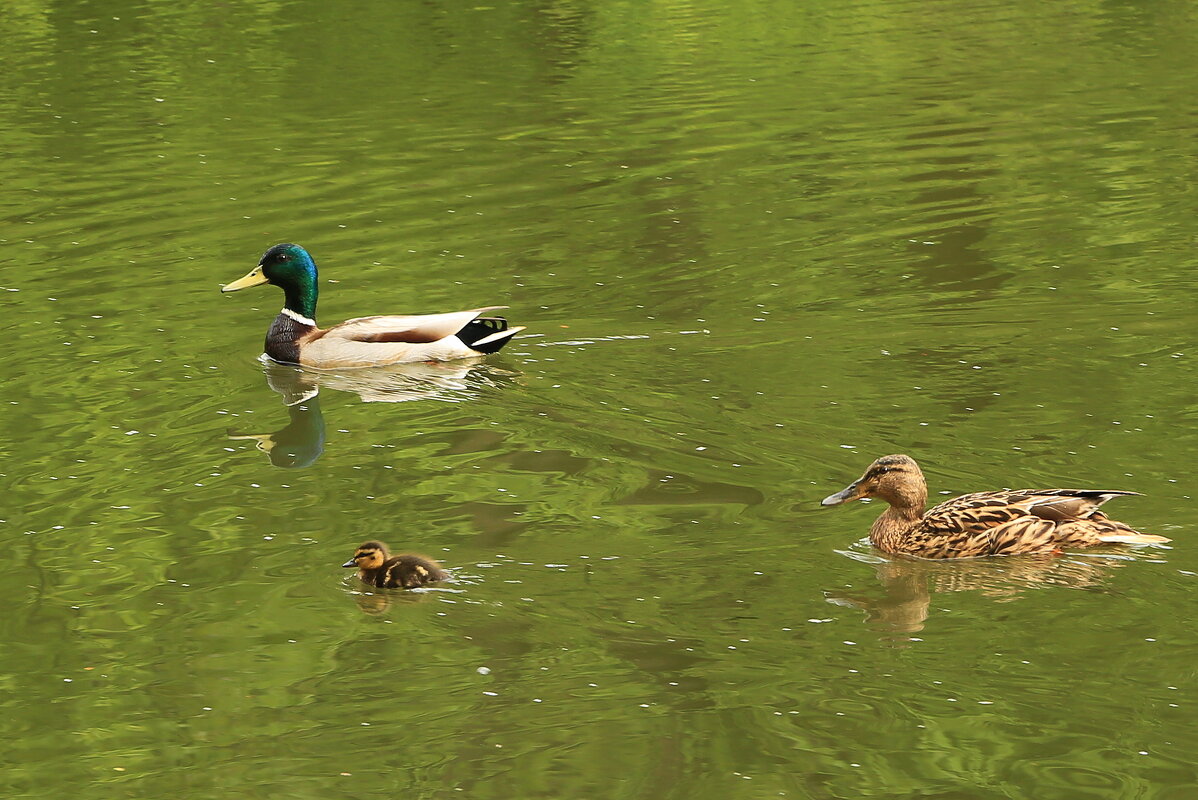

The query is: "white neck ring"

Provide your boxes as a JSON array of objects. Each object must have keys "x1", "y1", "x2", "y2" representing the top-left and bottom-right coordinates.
[{"x1": 281, "y1": 308, "x2": 316, "y2": 326}]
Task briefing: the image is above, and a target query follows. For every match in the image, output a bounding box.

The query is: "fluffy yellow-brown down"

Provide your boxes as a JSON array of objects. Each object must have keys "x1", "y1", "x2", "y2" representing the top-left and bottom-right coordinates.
[
  {"x1": 821, "y1": 454, "x2": 1169, "y2": 559},
  {"x1": 342, "y1": 541, "x2": 447, "y2": 588}
]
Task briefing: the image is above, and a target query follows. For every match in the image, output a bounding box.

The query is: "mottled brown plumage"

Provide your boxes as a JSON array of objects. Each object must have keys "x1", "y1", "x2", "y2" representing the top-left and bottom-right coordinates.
[
  {"x1": 821, "y1": 454, "x2": 1169, "y2": 558},
  {"x1": 342, "y1": 541, "x2": 447, "y2": 588}
]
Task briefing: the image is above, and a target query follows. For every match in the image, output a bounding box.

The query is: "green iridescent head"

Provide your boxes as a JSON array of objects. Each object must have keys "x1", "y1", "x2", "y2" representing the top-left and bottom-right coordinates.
[{"x1": 222, "y1": 243, "x2": 319, "y2": 320}]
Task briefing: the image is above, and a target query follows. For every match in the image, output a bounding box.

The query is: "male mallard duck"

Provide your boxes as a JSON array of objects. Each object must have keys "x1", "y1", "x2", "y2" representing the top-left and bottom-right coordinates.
[
  {"x1": 342, "y1": 541, "x2": 447, "y2": 589},
  {"x1": 221, "y1": 243, "x2": 525, "y2": 368},
  {"x1": 821, "y1": 454, "x2": 1169, "y2": 558}
]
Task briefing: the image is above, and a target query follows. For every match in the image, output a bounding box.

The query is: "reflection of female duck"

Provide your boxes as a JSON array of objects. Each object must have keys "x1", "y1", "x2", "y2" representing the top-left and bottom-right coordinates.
[{"x1": 828, "y1": 553, "x2": 1121, "y2": 635}]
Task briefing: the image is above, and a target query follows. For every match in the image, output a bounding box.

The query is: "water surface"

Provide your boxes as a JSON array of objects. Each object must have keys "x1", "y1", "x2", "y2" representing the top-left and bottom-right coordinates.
[{"x1": 1, "y1": 0, "x2": 1196, "y2": 797}]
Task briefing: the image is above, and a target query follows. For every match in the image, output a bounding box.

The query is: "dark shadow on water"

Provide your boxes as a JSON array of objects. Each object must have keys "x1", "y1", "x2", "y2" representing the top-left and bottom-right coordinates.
[
  {"x1": 227, "y1": 358, "x2": 520, "y2": 468},
  {"x1": 826, "y1": 548, "x2": 1130, "y2": 641},
  {"x1": 228, "y1": 393, "x2": 327, "y2": 469},
  {"x1": 227, "y1": 363, "x2": 325, "y2": 468}
]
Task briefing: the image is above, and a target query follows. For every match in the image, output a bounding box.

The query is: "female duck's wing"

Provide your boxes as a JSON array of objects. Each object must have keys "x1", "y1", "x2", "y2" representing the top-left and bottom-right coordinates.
[
  {"x1": 893, "y1": 492, "x2": 1031, "y2": 558},
  {"x1": 1008, "y1": 489, "x2": 1141, "y2": 521},
  {"x1": 919, "y1": 489, "x2": 1155, "y2": 556},
  {"x1": 921, "y1": 491, "x2": 1032, "y2": 534},
  {"x1": 924, "y1": 489, "x2": 1140, "y2": 529}
]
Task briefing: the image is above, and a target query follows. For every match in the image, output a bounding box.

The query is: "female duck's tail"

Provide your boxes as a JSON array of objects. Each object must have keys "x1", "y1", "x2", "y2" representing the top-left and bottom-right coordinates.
[{"x1": 1097, "y1": 531, "x2": 1171, "y2": 545}]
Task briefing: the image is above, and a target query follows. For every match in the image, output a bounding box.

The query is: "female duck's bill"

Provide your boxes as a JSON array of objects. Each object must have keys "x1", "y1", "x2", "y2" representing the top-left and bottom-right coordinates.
[
  {"x1": 821, "y1": 482, "x2": 862, "y2": 506},
  {"x1": 821, "y1": 454, "x2": 923, "y2": 506}
]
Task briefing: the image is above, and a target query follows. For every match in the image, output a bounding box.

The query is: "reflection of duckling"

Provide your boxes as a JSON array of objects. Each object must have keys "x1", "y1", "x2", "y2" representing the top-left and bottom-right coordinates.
[
  {"x1": 352, "y1": 592, "x2": 393, "y2": 615},
  {"x1": 227, "y1": 394, "x2": 325, "y2": 468},
  {"x1": 342, "y1": 541, "x2": 447, "y2": 589}
]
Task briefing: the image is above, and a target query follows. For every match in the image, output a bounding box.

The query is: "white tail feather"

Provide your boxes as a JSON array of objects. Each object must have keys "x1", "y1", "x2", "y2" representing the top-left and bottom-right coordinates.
[
  {"x1": 1098, "y1": 533, "x2": 1171, "y2": 545},
  {"x1": 471, "y1": 326, "x2": 526, "y2": 348}
]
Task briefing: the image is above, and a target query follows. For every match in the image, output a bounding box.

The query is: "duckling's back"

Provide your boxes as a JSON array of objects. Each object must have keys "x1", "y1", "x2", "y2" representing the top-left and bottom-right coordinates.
[{"x1": 375, "y1": 554, "x2": 446, "y2": 589}]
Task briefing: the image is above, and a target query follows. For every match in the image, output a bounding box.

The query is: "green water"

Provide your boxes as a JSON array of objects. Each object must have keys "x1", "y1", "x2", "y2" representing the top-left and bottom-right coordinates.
[{"x1": 2, "y1": 0, "x2": 1197, "y2": 797}]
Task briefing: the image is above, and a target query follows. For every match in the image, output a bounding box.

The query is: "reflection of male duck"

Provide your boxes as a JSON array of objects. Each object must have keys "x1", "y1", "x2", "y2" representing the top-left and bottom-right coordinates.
[
  {"x1": 228, "y1": 359, "x2": 518, "y2": 467},
  {"x1": 227, "y1": 396, "x2": 325, "y2": 469},
  {"x1": 297, "y1": 356, "x2": 518, "y2": 404},
  {"x1": 227, "y1": 363, "x2": 325, "y2": 468},
  {"x1": 827, "y1": 552, "x2": 1122, "y2": 636}
]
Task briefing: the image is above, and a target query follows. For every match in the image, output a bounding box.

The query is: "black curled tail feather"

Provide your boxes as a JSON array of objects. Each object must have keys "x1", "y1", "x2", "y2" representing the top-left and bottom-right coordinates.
[{"x1": 455, "y1": 316, "x2": 512, "y2": 354}]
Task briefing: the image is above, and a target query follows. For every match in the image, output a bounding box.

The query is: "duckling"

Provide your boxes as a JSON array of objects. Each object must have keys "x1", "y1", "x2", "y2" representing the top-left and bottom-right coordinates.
[
  {"x1": 821, "y1": 454, "x2": 1170, "y2": 558},
  {"x1": 221, "y1": 243, "x2": 525, "y2": 368},
  {"x1": 342, "y1": 541, "x2": 447, "y2": 588}
]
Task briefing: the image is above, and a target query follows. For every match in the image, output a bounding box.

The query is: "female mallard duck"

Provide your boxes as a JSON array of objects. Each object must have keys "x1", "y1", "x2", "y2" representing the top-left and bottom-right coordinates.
[
  {"x1": 222, "y1": 243, "x2": 525, "y2": 368},
  {"x1": 821, "y1": 454, "x2": 1169, "y2": 558},
  {"x1": 342, "y1": 541, "x2": 447, "y2": 589}
]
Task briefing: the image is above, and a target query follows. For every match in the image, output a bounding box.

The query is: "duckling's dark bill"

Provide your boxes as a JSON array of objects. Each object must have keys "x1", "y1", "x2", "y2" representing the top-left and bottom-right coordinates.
[
  {"x1": 222, "y1": 266, "x2": 269, "y2": 292},
  {"x1": 341, "y1": 558, "x2": 358, "y2": 568}
]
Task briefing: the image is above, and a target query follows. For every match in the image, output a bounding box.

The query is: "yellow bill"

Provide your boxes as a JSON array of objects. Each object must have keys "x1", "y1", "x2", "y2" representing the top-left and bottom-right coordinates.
[
  {"x1": 226, "y1": 432, "x2": 276, "y2": 453},
  {"x1": 221, "y1": 266, "x2": 269, "y2": 292}
]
